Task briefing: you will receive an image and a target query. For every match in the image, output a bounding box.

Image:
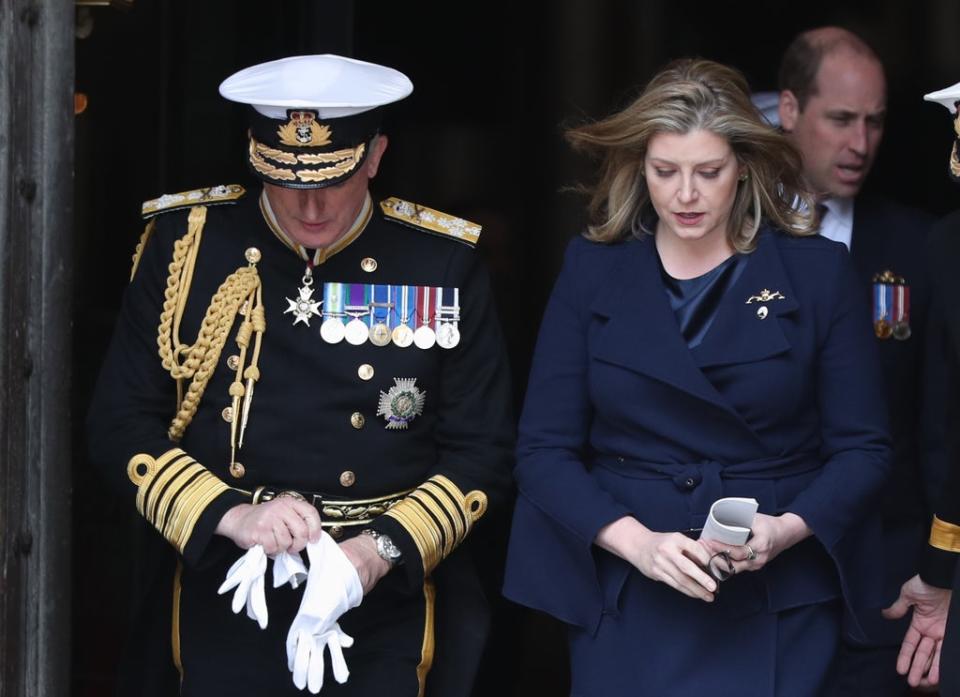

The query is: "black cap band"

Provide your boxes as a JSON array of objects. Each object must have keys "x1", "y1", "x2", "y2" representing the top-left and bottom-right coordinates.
[{"x1": 246, "y1": 107, "x2": 382, "y2": 188}]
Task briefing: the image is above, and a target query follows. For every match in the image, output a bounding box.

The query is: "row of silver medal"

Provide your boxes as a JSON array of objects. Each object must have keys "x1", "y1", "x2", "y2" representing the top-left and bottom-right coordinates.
[
  {"x1": 318, "y1": 310, "x2": 461, "y2": 349},
  {"x1": 287, "y1": 274, "x2": 462, "y2": 350}
]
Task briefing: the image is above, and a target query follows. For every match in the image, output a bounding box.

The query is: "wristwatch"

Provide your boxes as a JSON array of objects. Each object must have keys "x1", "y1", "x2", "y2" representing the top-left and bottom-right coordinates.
[{"x1": 360, "y1": 529, "x2": 403, "y2": 566}]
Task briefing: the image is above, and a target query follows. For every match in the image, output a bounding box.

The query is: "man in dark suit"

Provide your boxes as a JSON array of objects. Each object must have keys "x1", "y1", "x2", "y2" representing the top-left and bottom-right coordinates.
[
  {"x1": 883, "y1": 81, "x2": 960, "y2": 697},
  {"x1": 778, "y1": 26, "x2": 944, "y2": 695}
]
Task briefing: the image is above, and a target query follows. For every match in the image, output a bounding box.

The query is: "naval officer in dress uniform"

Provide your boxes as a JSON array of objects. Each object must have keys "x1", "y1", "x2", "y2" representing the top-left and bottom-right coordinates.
[
  {"x1": 884, "y1": 80, "x2": 960, "y2": 697},
  {"x1": 87, "y1": 54, "x2": 513, "y2": 697}
]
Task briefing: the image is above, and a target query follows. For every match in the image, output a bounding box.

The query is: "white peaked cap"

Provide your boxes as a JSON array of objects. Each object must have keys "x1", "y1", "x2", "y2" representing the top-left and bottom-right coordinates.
[
  {"x1": 924, "y1": 81, "x2": 960, "y2": 114},
  {"x1": 219, "y1": 54, "x2": 414, "y2": 120}
]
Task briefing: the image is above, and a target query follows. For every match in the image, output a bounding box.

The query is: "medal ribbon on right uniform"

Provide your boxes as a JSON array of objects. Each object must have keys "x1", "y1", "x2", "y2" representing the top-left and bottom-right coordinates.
[{"x1": 872, "y1": 270, "x2": 911, "y2": 340}]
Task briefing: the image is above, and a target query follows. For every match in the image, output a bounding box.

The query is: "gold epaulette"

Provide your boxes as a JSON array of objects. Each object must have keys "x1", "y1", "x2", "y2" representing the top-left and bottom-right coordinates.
[
  {"x1": 380, "y1": 197, "x2": 481, "y2": 247},
  {"x1": 142, "y1": 184, "x2": 246, "y2": 219}
]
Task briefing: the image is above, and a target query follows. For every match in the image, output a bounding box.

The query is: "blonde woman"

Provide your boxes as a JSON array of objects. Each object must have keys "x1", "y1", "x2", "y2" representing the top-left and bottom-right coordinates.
[{"x1": 504, "y1": 59, "x2": 891, "y2": 696}]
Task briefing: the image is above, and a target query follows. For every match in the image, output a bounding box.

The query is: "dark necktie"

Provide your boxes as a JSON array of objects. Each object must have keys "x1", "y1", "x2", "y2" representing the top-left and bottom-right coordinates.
[{"x1": 816, "y1": 203, "x2": 828, "y2": 232}]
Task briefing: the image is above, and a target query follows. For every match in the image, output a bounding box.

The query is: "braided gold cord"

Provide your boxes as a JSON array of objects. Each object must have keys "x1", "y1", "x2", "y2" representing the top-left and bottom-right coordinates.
[
  {"x1": 157, "y1": 207, "x2": 207, "y2": 379},
  {"x1": 168, "y1": 267, "x2": 260, "y2": 441},
  {"x1": 129, "y1": 219, "x2": 156, "y2": 282},
  {"x1": 228, "y1": 307, "x2": 252, "y2": 453},
  {"x1": 247, "y1": 300, "x2": 266, "y2": 376},
  {"x1": 236, "y1": 288, "x2": 266, "y2": 451},
  {"x1": 153, "y1": 205, "x2": 267, "y2": 444},
  {"x1": 174, "y1": 213, "x2": 205, "y2": 355}
]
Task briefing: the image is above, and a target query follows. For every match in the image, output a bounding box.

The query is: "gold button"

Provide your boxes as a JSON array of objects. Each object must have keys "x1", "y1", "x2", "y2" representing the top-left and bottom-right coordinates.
[
  {"x1": 350, "y1": 412, "x2": 365, "y2": 429},
  {"x1": 357, "y1": 364, "x2": 374, "y2": 381},
  {"x1": 229, "y1": 461, "x2": 245, "y2": 479},
  {"x1": 227, "y1": 355, "x2": 240, "y2": 370},
  {"x1": 222, "y1": 406, "x2": 234, "y2": 423},
  {"x1": 339, "y1": 471, "x2": 356, "y2": 487},
  {"x1": 244, "y1": 247, "x2": 261, "y2": 264},
  {"x1": 329, "y1": 525, "x2": 344, "y2": 540},
  {"x1": 360, "y1": 257, "x2": 377, "y2": 273}
]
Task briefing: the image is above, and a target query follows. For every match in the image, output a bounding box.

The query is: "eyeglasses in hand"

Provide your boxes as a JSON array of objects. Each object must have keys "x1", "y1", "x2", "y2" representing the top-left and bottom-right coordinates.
[{"x1": 706, "y1": 551, "x2": 735, "y2": 584}]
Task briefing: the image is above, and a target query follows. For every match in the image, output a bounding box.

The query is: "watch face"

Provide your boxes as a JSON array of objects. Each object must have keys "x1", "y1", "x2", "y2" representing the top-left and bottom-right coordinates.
[{"x1": 377, "y1": 535, "x2": 402, "y2": 562}]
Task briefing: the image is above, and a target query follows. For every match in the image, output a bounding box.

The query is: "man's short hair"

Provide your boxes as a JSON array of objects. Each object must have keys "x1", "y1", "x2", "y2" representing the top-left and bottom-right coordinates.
[{"x1": 778, "y1": 28, "x2": 882, "y2": 111}]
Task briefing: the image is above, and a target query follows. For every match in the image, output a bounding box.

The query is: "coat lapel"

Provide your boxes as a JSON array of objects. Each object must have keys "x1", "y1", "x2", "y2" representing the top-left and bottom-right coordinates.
[
  {"x1": 692, "y1": 230, "x2": 798, "y2": 369},
  {"x1": 588, "y1": 236, "x2": 745, "y2": 420},
  {"x1": 849, "y1": 200, "x2": 886, "y2": 286},
  {"x1": 589, "y1": 230, "x2": 800, "y2": 431}
]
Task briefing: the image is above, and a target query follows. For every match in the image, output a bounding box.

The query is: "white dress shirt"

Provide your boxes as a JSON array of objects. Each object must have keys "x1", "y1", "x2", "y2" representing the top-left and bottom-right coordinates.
[{"x1": 818, "y1": 197, "x2": 855, "y2": 251}]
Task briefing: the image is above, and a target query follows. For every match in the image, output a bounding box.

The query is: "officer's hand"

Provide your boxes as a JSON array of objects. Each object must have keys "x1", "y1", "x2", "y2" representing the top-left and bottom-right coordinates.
[
  {"x1": 339, "y1": 535, "x2": 391, "y2": 595},
  {"x1": 215, "y1": 498, "x2": 322, "y2": 555},
  {"x1": 882, "y1": 574, "x2": 951, "y2": 689}
]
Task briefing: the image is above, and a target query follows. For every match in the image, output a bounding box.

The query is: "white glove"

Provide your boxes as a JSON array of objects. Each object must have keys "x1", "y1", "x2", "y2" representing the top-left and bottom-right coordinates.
[
  {"x1": 293, "y1": 623, "x2": 355, "y2": 691},
  {"x1": 286, "y1": 535, "x2": 363, "y2": 693},
  {"x1": 273, "y1": 550, "x2": 308, "y2": 590},
  {"x1": 218, "y1": 545, "x2": 268, "y2": 629}
]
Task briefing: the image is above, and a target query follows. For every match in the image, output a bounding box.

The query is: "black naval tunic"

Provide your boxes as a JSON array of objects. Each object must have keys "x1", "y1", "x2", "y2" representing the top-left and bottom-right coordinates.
[
  {"x1": 87, "y1": 186, "x2": 514, "y2": 697},
  {"x1": 920, "y1": 209, "x2": 960, "y2": 697}
]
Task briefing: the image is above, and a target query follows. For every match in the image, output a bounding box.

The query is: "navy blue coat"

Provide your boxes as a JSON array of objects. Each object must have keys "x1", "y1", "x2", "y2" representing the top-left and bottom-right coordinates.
[{"x1": 503, "y1": 227, "x2": 892, "y2": 693}]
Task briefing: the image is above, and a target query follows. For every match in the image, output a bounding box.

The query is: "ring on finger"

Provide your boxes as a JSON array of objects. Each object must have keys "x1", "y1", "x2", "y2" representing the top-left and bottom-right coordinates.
[{"x1": 745, "y1": 544, "x2": 758, "y2": 561}]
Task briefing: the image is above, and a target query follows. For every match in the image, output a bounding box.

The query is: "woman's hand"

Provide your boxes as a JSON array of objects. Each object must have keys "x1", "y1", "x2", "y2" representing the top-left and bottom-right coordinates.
[
  {"x1": 699, "y1": 512, "x2": 811, "y2": 574},
  {"x1": 596, "y1": 516, "x2": 718, "y2": 602},
  {"x1": 216, "y1": 498, "x2": 322, "y2": 555}
]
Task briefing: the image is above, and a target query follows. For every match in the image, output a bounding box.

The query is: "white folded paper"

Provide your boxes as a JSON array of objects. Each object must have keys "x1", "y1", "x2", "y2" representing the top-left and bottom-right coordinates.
[{"x1": 699, "y1": 497, "x2": 758, "y2": 545}]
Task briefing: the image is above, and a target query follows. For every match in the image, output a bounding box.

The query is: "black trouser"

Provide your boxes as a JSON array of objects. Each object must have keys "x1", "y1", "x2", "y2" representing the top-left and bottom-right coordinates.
[{"x1": 941, "y1": 563, "x2": 960, "y2": 697}]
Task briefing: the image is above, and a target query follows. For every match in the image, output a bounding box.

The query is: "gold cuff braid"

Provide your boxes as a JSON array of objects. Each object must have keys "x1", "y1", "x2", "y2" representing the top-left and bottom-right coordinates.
[
  {"x1": 383, "y1": 475, "x2": 487, "y2": 576},
  {"x1": 127, "y1": 448, "x2": 233, "y2": 554},
  {"x1": 930, "y1": 515, "x2": 960, "y2": 553}
]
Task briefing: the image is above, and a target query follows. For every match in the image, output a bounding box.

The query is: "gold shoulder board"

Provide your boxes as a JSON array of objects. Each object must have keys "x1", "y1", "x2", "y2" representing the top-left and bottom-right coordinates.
[
  {"x1": 380, "y1": 197, "x2": 481, "y2": 247},
  {"x1": 142, "y1": 184, "x2": 246, "y2": 219}
]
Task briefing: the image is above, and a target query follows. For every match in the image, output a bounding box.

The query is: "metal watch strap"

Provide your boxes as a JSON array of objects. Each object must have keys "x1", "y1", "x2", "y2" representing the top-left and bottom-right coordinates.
[{"x1": 361, "y1": 529, "x2": 402, "y2": 565}]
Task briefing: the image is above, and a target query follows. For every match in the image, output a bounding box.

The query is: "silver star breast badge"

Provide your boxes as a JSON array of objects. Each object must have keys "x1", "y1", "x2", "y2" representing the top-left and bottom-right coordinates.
[
  {"x1": 377, "y1": 378, "x2": 426, "y2": 430},
  {"x1": 285, "y1": 285, "x2": 322, "y2": 326}
]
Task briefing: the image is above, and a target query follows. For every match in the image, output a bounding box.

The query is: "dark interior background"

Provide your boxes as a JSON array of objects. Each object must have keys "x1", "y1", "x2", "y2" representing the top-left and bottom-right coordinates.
[{"x1": 72, "y1": 1, "x2": 960, "y2": 695}]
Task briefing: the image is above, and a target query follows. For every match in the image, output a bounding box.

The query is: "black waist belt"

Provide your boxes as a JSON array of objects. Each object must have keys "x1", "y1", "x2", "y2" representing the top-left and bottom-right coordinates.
[
  {"x1": 593, "y1": 451, "x2": 822, "y2": 481},
  {"x1": 248, "y1": 485, "x2": 412, "y2": 528}
]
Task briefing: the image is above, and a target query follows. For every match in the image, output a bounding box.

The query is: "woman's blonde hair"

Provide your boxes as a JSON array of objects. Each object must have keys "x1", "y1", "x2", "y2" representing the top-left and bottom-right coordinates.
[{"x1": 567, "y1": 58, "x2": 817, "y2": 250}]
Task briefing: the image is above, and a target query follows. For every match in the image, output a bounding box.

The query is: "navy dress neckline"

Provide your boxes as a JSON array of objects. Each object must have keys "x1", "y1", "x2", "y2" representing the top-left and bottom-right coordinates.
[{"x1": 658, "y1": 252, "x2": 748, "y2": 348}]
